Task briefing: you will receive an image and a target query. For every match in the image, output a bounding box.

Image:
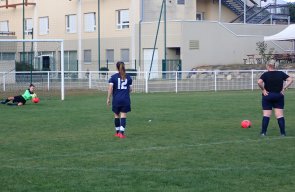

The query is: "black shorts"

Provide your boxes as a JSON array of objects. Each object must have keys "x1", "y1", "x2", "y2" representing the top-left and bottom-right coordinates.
[
  {"x1": 13, "y1": 95, "x2": 26, "y2": 105},
  {"x1": 112, "y1": 105, "x2": 131, "y2": 115},
  {"x1": 262, "y1": 92, "x2": 284, "y2": 110}
]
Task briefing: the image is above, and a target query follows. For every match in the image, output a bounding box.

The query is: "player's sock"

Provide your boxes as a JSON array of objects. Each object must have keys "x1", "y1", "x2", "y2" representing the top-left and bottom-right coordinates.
[
  {"x1": 1, "y1": 99, "x2": 9, "y2": 104},
  {"x1": 277, "y1": 117, "x2": 286, "y2": 135},
  {"x1": 114, "y1": 118, "x2": 120, "y2": 133},
  {"x1": 120, "y1": 118, "x2": 126, "y2": 134},
  {"x1": 261, "y1": 116, "x2": 270, "y2": 134}
]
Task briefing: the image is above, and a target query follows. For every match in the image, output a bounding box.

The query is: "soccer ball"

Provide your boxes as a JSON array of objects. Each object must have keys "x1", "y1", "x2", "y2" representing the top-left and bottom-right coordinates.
[
  {"x1": 32, "y1": 97, "x2": 40, "y2": 103},
  {"x1": 241, "y1": 120, "x2": 251, "y2": 128}
]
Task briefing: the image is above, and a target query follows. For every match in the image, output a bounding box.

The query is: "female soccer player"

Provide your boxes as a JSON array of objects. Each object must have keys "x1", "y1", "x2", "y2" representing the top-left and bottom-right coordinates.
[
  {"x1": 1, "y1": 84, "x2": 37, "y2": 106},
  {"x1": 257, "y1": 60, "x2": 293, "y2": 136},
  {"x1": 107, "y1": 61, "x2": 133, "y2": 138}
]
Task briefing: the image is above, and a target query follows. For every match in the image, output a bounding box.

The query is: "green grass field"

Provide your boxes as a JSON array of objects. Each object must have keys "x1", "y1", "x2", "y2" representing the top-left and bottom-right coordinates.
[{"x1": 1, "y1": 91, "x2": 295, "y2": 192}]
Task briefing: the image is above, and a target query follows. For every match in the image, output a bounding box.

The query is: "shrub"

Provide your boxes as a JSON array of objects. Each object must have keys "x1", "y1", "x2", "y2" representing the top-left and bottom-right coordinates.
[{"x1": 99, "y1": 67, "x2": 109, "y2": 75}]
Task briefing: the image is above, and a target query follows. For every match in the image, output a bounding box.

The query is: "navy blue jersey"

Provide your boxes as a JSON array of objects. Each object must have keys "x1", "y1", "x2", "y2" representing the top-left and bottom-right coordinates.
[
  {"x1": 109, "y1": 73, "x2": 132, "y2": 107},
  {"x1": 260, "y1": 71, "x2": 289, "y2": 93}
]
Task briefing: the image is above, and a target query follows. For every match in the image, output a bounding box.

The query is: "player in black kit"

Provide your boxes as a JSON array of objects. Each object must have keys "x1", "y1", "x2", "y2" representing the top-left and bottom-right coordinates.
[{"x1": 257, "y1": 60, "x2": 293, "y2": 136}]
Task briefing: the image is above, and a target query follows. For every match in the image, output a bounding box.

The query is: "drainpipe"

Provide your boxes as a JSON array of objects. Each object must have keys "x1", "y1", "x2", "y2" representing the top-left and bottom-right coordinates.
[
  {"x1": 131, "y1": 0, "x2": 136, "y2": 69},
  {"x1": 244, "y1": 0, "x2": 246, "y2": 24},
  {"x1": 218, "y1": 0, "x2": 221, "y2": 22},
  {"x1": 22, "y1": 0, "x2": 25, "y2": 70},
  {"x1": 78, "y1": 0, "x2": 82, "y2": 77}
]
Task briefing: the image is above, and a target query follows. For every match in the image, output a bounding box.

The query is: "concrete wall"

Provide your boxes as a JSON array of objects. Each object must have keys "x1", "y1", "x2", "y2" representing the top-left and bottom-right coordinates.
[{"x1": 139, "y1": 21, "x2": 291, "y2": 71}]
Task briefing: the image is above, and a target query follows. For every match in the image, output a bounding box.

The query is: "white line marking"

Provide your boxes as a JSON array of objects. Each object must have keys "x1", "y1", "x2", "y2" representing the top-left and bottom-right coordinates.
[
  {"x1": 1, "y1": 165, "x2": 294, "y2": 173},
  {"x1": 1, "y1": 136, "x2": 294, "y2": 162}
]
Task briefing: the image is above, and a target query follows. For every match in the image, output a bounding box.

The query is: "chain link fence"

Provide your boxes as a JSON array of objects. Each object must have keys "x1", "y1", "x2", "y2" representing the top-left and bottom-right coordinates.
[{"x1": 1, "y1": 70, "x2": 295, "y2": 99}]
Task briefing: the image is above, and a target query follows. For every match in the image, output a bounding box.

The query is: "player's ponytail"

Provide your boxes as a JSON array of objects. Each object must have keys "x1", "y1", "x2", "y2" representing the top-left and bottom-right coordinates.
[{"x1": 116, "y1": 61, "x2": 126, "y2": 80}]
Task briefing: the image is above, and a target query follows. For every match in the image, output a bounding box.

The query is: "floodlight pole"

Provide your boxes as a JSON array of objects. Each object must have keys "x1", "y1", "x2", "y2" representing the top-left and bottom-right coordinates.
[
  {"x1": 30, "y1": 29, "x2": 33, "y2": 84},
  {"x1": 22, "y1": 0, "x2": 25, "y2": 71},
  {"x1": 164, "y1": 0, "x2": 167, "y2": 69},
  {"x1": 148, "y1": 0, "x2": 164, "y2": 80},
  {"x1": 98, "y1": 0, "x2": 101, "y2": 71}
]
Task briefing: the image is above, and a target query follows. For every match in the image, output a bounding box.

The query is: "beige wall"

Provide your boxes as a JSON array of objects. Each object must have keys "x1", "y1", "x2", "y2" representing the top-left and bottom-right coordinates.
[
  {"x1": 142, "y1": 0, "x2": 196, "y2": 22},
  {"x1": 0, "y1": 0, "x2": 291, "y2": 73},
  {"x1": 0, "y1": 0, "x2": 140, "y2": 71},
  {"x1": 197, "y1": 0, "x2": 236, "y2": 22}
]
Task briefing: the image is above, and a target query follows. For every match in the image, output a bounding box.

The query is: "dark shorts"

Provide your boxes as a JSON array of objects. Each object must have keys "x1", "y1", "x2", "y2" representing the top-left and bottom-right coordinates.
[
  {"x1": 112, "y1": 105, "x2": 131, "y2": 115},
  {"x1": 262, "y1": 92, "x2": 284, "y2": 110},
  {"x1": 13, "y1": 95, "x2": 26, "y2": 105}
]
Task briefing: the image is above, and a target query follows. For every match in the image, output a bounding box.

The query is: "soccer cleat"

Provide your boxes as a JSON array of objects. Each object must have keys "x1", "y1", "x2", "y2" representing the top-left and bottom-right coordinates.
[
  {"x1": 114, "y1": 133, "x2": 120, "y2": 137},
  {"x1": 260, "y1": 133, "x2": 266, "y2": 137},
  {"x1": 281, "y1": 134, "x2": 286, "y2": 137},
  {"x1": 1, "y1": 101, "x2": 6, "y2": 104},
  {"x1": 118, "y1": 133, "x2": 126, "y2": 139},
  {"x1": 7, "y1": 103, "x2": 18, "y2": 106}
]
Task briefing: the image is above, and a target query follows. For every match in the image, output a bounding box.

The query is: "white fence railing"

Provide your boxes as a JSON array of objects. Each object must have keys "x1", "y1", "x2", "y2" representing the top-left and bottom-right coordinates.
[{"x1": 1, "y1": 70, "x2": 295, "y2": 99}]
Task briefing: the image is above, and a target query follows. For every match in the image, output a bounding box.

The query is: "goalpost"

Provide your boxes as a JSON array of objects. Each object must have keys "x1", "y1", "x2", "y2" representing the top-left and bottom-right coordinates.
[{"x1": 0, "y1": 39, "x2": 65, "y2": 100}]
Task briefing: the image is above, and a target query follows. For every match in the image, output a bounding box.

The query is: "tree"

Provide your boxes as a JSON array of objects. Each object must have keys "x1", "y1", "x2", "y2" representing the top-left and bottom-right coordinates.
[
  {"x1": 287, "y1": 3, "x2": 295, "y2": 23},
  {"x1": 256, "y1": 41, "x2": 274, "y2": 64}
]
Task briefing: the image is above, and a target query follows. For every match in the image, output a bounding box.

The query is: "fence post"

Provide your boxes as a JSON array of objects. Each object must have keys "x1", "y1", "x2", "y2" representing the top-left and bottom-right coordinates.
[
  {"x1": 251, "y1": 70, "x2": 254, "y2": 91},
  {"x1": 175, "y1": 71, "x2": 178, "y2": 93},
  {"x1": 89, "y1": 72, "x2": 92, "y2": 89},
  {"x1": 214, "y1": 71, "x2": 217, "y2": 92},
  {"x1": 47, "y1": 71, "x2": 50, "y2": 91},
  {"x1": 145, "y1": 72, "x2": 148, "y2": 93},
  {"x1": 134, "y1": 59, "x2": 137, "y2": 70},
  {"x1": 3, "y1": 74, "x2": 6, "y2": 92}
]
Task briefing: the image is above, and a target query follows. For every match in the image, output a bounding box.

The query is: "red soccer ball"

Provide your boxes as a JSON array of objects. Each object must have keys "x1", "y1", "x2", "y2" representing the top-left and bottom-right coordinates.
[
  {"x1": 241, "y1": 120, "x2": 251, "y2": 128},
  {"x1": 32, "y1": 97, "x2": 40, "y2": 103}
]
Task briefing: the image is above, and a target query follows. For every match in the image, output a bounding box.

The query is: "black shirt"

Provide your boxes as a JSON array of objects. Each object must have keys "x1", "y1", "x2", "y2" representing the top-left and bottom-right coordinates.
[{"x1": 260, "y1": 71, "x2": 289, "y2": 93}]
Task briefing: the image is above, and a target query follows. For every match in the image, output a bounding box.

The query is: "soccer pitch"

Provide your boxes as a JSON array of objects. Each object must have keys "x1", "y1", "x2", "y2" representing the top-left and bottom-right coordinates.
[{"x1": 1, "y1": 91, "x2": 295, "y2": 191}]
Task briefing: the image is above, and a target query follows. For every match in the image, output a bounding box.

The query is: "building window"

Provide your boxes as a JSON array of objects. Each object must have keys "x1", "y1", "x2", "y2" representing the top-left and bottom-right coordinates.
[
  {"x1": 39, "y1": 17, "x2": 49, "y2": 35},
  {"x1": 0, "y1": 20, "x2": 9, "y2": 32},
  {"x1": 84, "y1": 12, "x2": 96, "y2": 32},
  {"x1": 25, "y1": 18, "x2": 33, "y2": 34},
  {"x1": 116, "y1": 9, "x2": 129, "y2": 29},
  {"x1": 0, "y1": 52, "x2": 15, "y2": 61},
  {"x1": 84, "y1": 49, "x2": 92, "y2": 64},
  {"x1": 196, "y1": 12, "x2": 204, "y2": 21},
  {"x1": 106, "y1": 49, "x2": 114, "y2": 63},
  {"x1": 63, "y1": 51, "x2": 78, "y2": 71},
  {"x1": 20, "y1": 52, "x2": 34, "y2": 64},
  {"x1": 177, "y1": 0, "x2": 185, "y2": 5},
  {"x1": 121, "y1": 49, "x2": 129, "y2": 63},
  {"x1": 66, "y1": 14, "x2": 77, "y2": 33}
]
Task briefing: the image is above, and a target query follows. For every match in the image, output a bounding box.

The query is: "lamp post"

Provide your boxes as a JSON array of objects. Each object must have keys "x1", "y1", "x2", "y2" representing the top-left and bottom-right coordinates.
[
  {"x1": 22, "y1": 0, "x2": 25, "y2": 71},
  {"x1": 30, "y1": 28, "x2": 33, "y2": 84},
  {"x1": 98, "y1": 0, "x2": 101, "y2": 71},
  {"x1": 164, "y1": 0, "x2": 166, "y2": 70}
]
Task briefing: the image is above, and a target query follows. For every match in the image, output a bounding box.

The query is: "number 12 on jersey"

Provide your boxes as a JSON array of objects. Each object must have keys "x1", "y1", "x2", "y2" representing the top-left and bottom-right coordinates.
[{"x1": 117, "y1": 78, "x2": 128, "y2": 89}]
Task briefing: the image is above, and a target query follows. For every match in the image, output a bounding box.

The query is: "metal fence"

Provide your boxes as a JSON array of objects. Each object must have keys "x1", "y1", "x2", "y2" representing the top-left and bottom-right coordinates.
[{"x1": 1, "y1": 70, "x2": 295, "y2": 99}]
